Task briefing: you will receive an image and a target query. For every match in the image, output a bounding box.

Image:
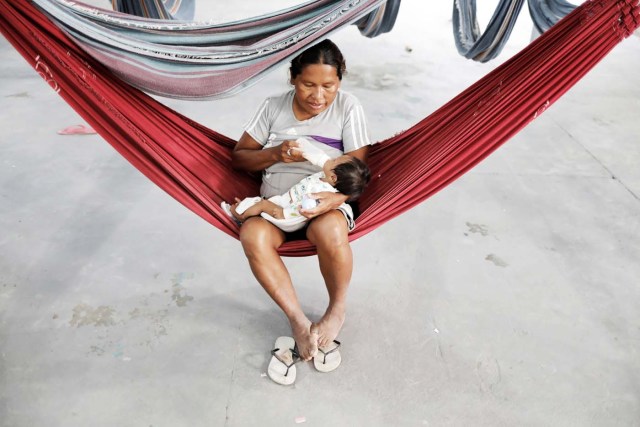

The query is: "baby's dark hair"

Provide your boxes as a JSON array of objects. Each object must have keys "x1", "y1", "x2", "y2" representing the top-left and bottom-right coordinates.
[
  {"x1": 289, "y1": 39, "x2": 346, "y2": 81},
  {"x1": 333, "y1": 157, "x2": 371, "y2": 202}
]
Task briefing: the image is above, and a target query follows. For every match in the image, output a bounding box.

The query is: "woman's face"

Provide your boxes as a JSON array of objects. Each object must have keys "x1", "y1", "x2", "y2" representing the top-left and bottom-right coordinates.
[{"x1": 291, "y1": 63, "x2": 341, "y2": 121}]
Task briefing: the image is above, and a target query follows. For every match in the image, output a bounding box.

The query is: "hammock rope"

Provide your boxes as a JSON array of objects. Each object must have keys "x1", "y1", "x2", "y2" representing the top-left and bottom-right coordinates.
[{"x1": 0, "y1": 0, "x2": 638, "y2": 257}]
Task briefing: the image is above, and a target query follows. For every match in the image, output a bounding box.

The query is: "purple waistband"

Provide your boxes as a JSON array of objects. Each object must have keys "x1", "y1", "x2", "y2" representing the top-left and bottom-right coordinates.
[{"x1": 309, "y1": 135, "x2": 343, "y2": 151}]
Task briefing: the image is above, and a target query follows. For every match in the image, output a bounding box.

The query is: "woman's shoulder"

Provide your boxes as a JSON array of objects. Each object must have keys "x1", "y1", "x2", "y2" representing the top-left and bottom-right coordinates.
[
  {"x1": 336, "y1": 90, "x2": 360, "y2": 102},
  {"x1": 255, "y1": 90, "x2": 293, "y2": 116},
  {"x1": 264, "y1": 90, "x2": 294, "y2": 105},
  {"x1": 335, "y1": 90, "x2": 364, "y2": 110}
]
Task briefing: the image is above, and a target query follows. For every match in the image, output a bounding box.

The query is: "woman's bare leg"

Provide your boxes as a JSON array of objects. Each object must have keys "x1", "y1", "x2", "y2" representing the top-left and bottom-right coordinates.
[
  {"x1": 306, "y1": 210, "x2": 352, "y2": 348},
  {"x1": 239, "y1": 217, "x2": 318, "y2": 360}
]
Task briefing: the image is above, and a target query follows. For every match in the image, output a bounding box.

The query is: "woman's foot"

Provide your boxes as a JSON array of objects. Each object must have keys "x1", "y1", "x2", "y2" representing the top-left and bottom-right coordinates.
[
  {"x1": 315, "y1": 304, "x2": 345, "y2": 348},
  {"x1": 290, "y1": 316, "x2": 318, "y2": 361}
]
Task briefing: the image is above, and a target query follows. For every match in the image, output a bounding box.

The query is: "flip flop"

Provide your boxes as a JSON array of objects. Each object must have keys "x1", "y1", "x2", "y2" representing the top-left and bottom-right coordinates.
[
  {"x1": 313, "y1": 340, "x2": 341, "y2": 373},
  {"x1": 57, "y1": 124, "x2": 97, "y2": 135},
  {"x1": 267, "y1": 336, "x2": 300, "y2": 385}
]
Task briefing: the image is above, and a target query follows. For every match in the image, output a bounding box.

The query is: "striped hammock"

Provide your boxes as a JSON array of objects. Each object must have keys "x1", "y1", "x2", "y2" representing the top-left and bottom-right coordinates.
[
  {"x1": 26, "y1": 0, "x2": 580, "y2": 102},
  {"x1": 112, "y1": 0, "x2": 400, "y2": 38},
  {"x1": 111, "y1": 0, "x2": 576, "y2": 62},
  {"x1": 452, "y1": 0, "x2": 578, "y2": 62},
  {"x1": 31, "y1": 0, "x2": 390, "y2": 99},
  {"x1": 0, "y1": 0, "x2": 638, "y2": 256},
  {"x1": 112, "y1": 0, "x2": 196, "y2": 20},
  {"x1": 528, "y1": 0, "x2": 577, "y2": 33}
]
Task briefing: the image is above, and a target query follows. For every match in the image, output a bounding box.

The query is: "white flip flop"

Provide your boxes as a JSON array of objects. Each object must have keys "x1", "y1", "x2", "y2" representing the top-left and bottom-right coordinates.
[
  {"x1": 313, "y1": 340, "x2": 341, "y2": 373},
  {"x1": 267, "y1": 336, "x2": 300, "y2": 385}
]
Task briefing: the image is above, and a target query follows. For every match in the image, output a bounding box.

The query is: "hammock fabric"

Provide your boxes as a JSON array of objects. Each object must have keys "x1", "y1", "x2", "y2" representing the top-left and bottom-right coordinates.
[
  {"x1": 453, "y1": 0, "x2": 577, "y2": 62},
  {"x1": 113, "y1": 0, "x2": 400, "y2": 39},
  {"x1": 113, "y1": 0, "x2": 195, "y2": 20},
  {"x1": 528, "y1": 0, "x2": 577, "y2": 33},
  {"x1": 0, "y1": 0, "x2": 638, "y2": 257},
  {"x1": 354, "y1": 0, "x2": 401, "y2": 38},
  {"x1": 24, "y1": 0, "x2": 577, "y2": 106},
  {"x1": 453, "y1": 0, "x2": 526, "y2": 62},
  {"x1": 30, "y1": 0, "x2": 387, "y2": 99}
]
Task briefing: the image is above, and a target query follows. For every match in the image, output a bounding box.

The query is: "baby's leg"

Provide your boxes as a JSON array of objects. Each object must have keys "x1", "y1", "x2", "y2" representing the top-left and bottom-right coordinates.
[
  {"x1": 228, "y1": 196, "x2": 261, "y2": 221},
  {"x1": 255, "y1": 199, "x2": 284, "y2": 219},
  {"x1": 232, "y1": 198, "x2": 282, "y2": 219},
  {"x1": 232, "y1": 196, "x2": 262, "y2": 215}
]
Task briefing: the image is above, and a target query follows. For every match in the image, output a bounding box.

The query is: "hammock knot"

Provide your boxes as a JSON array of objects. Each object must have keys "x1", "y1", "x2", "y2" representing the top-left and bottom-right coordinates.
[{"x1": 615, "y1": 0, "x2": 640, "y2": 38}]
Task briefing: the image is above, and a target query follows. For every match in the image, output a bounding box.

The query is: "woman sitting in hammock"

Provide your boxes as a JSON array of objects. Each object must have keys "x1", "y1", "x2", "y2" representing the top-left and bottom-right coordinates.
[{"x1": 231, "y1": 39, "x2": 372, "y2": 364}]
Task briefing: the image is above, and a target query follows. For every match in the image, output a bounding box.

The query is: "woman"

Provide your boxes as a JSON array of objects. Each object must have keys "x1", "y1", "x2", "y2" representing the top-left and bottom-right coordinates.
[{"x1": 231, "y1": 39, "x2": 371, "y2": 362}]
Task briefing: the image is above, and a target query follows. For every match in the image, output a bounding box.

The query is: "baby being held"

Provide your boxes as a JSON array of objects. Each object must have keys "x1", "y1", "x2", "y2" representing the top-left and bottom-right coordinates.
[{"x1": 222, "y1": 138, "x2": 371, "y2": 232}]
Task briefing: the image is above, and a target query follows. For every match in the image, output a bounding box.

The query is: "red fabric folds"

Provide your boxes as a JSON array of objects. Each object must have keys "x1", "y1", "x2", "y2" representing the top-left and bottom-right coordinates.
[{"x1": 0, "y1": 0, "x2": 638, "y2": 256}]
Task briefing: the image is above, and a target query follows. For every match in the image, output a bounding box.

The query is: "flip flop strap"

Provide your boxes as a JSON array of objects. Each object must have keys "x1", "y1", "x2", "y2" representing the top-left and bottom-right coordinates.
[
  {"x1": 318, "y1": 340, "x2": 341, "y2": 364},
  {"x1": 271, "y1": 347, "x2": 300, "y2": 377}
]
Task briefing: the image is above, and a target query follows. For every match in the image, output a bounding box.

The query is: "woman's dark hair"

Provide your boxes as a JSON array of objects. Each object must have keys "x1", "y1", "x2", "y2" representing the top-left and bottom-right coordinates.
[
  {"x1": 333, "y1": 157, "x2": 371, "y2": 202},
  {"x1": 289, "y1": 39, "x2": 347, "y2": 81}
]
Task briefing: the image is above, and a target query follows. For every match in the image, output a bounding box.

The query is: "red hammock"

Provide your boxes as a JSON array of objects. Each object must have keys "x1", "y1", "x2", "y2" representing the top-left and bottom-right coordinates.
[{"x1": 0, "y1": 0, "x2": 638, "y2": 256}]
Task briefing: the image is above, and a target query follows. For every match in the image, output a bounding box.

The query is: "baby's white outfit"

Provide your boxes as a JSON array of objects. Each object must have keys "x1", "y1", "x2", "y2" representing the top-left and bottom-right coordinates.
[{"x1": 222, "y1": 138, "x2": 352, "y2": 232}]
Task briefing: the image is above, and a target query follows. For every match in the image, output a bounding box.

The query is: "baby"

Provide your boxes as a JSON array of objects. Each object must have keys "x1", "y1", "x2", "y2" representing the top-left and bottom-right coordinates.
[{"x1": 222, "y1": 138, "x2": 371, "y2": 232}]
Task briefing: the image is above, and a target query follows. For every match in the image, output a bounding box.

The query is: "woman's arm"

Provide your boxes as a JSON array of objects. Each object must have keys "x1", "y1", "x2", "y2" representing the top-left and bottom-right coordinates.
[
  {"x1": 231, "y1": 132, "x2": 303, "y2": 172},
  {"x1": 346, "y1": 145, "x2": 370, "y2": 163}
]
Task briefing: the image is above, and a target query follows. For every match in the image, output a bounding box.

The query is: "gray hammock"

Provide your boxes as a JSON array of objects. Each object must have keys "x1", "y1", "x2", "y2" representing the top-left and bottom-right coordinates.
[
  {"x1": 528, "y1": 0, "x2": 577, "y2": 33},
  {"x1": 110, "y1": 0, "x2": 575, "y2": 66},
  {"x1": 33, "y1": 0, "x2": 577, "y2": 100},
  {"x1": 453, "y1": 0, "x2": 577, "y2": 62},
  {"x1": 112, "y1": 0, "x2": 401, "y2": 37},
  {"x1": 33, "y1": 0, "x2": 390, "y2": 99},
  {"x1": 112, "y1": 0, "x2": 196, "y2": 20}
]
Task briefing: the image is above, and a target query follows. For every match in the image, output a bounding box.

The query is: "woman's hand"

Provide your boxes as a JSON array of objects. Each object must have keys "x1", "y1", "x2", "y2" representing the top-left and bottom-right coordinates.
[
  {"x1": 299, "y1": 191, "x2": 349, "y2": 219},
  {"x1": 279, "y1": 140, "x2": 303, "y2": 163},
  {"x1": 232, "y1": 133, "x2": 304, "y2": 171}
]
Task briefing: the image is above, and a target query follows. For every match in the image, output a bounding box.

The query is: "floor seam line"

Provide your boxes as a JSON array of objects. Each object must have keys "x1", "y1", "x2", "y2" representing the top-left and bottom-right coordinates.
[{"x1": 552, "y1": 118, "x2": 639, "y2": 202}]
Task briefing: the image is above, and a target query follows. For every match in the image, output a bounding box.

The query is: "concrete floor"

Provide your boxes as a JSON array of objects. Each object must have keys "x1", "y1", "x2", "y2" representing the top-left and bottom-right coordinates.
[{"x1": 1, "y1": 2, "x2": 639, "y2": 426}]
